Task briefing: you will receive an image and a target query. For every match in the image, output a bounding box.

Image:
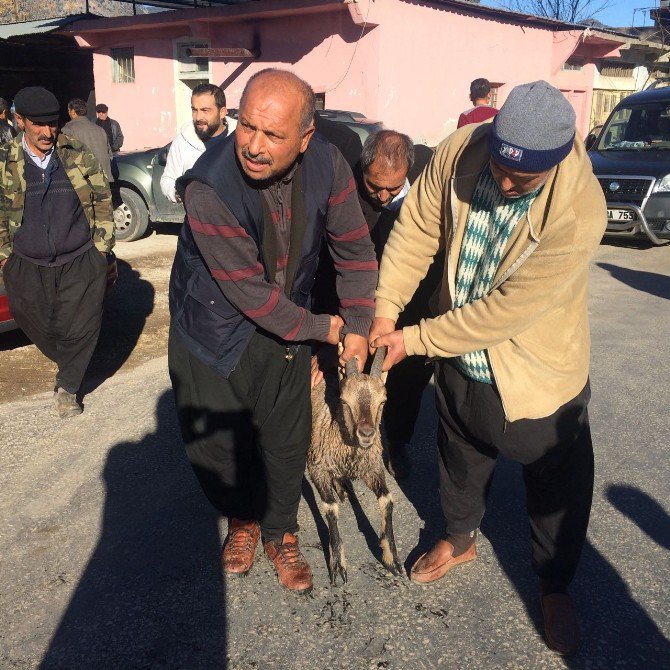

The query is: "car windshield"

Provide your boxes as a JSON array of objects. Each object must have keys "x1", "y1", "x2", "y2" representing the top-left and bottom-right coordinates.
[{"x1": 597, "y1": 101, "x2": 670, "y2": 151}]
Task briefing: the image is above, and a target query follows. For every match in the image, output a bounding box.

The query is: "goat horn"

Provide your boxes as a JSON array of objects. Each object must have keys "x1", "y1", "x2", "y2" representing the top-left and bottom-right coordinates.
[
  {"x1": 345, "y1": 357, "x2": 360, "y2": 377},
  {"x1": 370, "y1": 346, "x2": 387, "y2": 378}
]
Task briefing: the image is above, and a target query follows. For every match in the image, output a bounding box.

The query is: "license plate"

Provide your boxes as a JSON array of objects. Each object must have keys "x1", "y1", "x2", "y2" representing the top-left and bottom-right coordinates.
[{"x1": 607, "y1": 209, "x2": 637, "y2": 221}]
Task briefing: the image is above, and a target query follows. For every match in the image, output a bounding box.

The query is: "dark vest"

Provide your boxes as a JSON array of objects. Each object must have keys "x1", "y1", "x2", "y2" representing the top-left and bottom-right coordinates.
[
  {"x1": 169, "y1": 133, "x2": 334, "y2": 377},
  {"x1": 14, "y1": 154, "x2": 92, "y2": 266}
]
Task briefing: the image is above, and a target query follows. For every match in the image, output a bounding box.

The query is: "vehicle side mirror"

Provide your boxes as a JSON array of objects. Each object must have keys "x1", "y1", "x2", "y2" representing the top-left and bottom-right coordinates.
[
  {"x1": 585, "y1": 133, "x2": 597, "y2": 151},
  {"x1": 157, "y1": 147, "x2": 169, "y2": 167}
]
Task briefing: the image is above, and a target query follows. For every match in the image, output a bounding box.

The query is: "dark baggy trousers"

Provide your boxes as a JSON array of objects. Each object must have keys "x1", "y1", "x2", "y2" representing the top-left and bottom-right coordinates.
[
  {"x1": 3, "y1": 247, "x2": 107, "y2": 394},
  {"x1": 435, "y1": 360, "x2": 594, "y2": 588},
  {"x1": 168, "y1": 327, "x2": 312, "y2": 543},
  {"x1": 383, "y1": 356, "x2": 435, "y2": 448}
]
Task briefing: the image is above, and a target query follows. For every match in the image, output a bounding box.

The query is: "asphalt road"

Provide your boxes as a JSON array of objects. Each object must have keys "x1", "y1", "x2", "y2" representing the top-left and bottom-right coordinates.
[{"x1": 0, "y1": 238, "x2": 668, "y2": 670}]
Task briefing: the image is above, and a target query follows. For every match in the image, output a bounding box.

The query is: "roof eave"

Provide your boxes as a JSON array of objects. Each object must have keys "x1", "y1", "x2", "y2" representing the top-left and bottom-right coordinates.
[{"x1": 62, "y1": 0, "x2": 347, "y2": 38}]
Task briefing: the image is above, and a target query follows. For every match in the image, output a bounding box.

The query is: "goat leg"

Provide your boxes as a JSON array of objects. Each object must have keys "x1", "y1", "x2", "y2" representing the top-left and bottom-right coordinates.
[
  {"x1": 322, "y1": 500, "x2": 347, "y2": 586},
  {"x1": 366, "y1": 475, "x2": 403, "y2": 577}
]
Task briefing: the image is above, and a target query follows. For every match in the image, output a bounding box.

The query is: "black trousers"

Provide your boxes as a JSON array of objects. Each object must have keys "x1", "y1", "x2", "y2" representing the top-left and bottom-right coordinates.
[
  {"x1": 3, "y1": 247, "x2": 107, "y2": 394},
  {"x1": 435, "y1": 361, "x2": 594, "y2": 588},
  {"x1": 384, "y1": 356, "x2": 434, "y2": 447},
  {"x1": 168, "y1": 327, "x2": 312, "y2": 543}
]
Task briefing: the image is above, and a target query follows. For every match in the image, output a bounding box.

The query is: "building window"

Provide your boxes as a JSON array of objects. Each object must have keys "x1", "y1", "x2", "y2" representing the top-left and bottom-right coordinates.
[
  {"x1": 177, "y1": 42, "x2": 209, "y2": 78},
  {"x1": 112, "y1": 48, "x2": 135, "y2": 83},
  {"x1": 563, "y1": 59, "x2": 583, "y2": 71},
  {"x1": 489, "y1": 83, "x2": 503, "y2": 108},
  {"x1": 601, "y1": 62, "x2": 635, "y2": 78}
]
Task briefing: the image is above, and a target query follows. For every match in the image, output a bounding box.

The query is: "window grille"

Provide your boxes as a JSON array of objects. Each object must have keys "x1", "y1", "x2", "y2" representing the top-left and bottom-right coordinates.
[
  {"x1": 563, "y1": 59, "x2": 583, "y2": 71},
  {"x1": 601, "y1": 63, "x2": 634, "y2": 78},
  {"x1": 112, "y1": 48, "x2": 135, "y2": 84},
  {"x1": 489, "y1": 84, "x2": 502, "y2": 108}
]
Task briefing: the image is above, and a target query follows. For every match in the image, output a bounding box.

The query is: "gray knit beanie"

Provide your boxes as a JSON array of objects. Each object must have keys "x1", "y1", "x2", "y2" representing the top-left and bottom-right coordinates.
[{"x1": 489, "y1": 80, "x2": 576, "y2": 173}]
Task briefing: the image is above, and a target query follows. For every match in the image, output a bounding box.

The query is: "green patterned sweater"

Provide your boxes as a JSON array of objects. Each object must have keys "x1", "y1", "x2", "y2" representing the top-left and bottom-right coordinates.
[{"x1": 453, "y1": 166, "x2": 539, "y2": 384}]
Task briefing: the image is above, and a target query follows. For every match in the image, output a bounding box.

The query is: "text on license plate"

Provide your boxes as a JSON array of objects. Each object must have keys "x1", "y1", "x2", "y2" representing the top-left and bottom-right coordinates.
[{"x1": 607, "y1": 209, "x2": 637, "y2": 221}]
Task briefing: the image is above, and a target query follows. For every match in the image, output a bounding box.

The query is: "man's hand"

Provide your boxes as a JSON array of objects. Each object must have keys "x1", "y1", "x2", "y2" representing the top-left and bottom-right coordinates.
[
  {"x1": 339, "y1": 333, "x2": 369, "y2": 373},
  {"x1": 369, "y1": 317, "x2": 396, "y2": 354},
  {"x1": 326, "y1": 315, "x2": 345, "y2": 345},
  {"x1": 370, "y1": 329, "x2": 407, "y2": 372}
]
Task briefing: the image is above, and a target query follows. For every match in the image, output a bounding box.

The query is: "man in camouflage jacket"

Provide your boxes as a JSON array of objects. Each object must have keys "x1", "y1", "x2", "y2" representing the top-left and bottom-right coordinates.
[{"x1": 0, "y1": 87, "x2": 116, "y2": 417}]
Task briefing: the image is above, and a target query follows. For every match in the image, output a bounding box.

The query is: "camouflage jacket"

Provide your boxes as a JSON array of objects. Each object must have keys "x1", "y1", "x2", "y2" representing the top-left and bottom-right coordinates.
[{"x1": 0, "y1": 132, "x2": 115, "y2": 261}]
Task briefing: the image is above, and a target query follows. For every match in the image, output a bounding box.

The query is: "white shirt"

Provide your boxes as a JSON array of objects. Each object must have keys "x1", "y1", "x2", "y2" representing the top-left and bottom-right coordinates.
[
  {"x1": 160, "y1": 117, "x2": 237, "y2": 202},
  {"x1": 383, "y1": 178, "x2": 410, "y2": 212},
  {"x1": 22, "y1": 134, "x2": 54, "y2": 169}
]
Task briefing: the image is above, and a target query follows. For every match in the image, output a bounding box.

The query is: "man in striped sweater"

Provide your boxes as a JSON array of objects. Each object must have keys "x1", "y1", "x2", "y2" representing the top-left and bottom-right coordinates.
[{"x1": 168, "y1": 69, "x2": 377, "y2": 594}]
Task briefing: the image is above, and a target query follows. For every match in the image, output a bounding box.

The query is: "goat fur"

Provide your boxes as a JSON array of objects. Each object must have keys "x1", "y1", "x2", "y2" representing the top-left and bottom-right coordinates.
[{"x1": 308, "y1": 349, "x2": 402, "y2": 585}]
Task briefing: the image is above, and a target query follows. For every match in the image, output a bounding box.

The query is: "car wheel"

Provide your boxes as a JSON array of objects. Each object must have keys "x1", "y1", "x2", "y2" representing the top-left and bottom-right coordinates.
[{"x1": 114, "y1": 187, "x2": 149, "y2": 242}]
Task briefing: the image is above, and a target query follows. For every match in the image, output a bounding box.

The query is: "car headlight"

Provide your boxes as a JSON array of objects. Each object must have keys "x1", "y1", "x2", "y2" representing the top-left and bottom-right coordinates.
[{"x1": 654, "y1": 174, "x2": 670, "y2": 192}]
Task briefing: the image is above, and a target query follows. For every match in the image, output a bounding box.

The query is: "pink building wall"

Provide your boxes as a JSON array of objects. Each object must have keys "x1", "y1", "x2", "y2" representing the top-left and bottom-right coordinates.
[
  {"x1": 84, "y1": 8, "x2": 380, "y2": 151},
  {"x1": 93, "y1": 36, "x2": 178, "y2": 148},
  {"x1": 71, "y1": 0, "x2": 623, "y2": 151},
  {"x1": 374, "y1": 0, "x2": 611, "y2": 144}
]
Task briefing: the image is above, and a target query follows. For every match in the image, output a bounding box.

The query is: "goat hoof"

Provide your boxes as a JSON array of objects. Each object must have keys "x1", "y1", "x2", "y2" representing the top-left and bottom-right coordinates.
[
  {"x1": 385, "y1": 558, "x2": 404, "y2": 577},
  {"x1": 330, "y1": 564, "x2": 348, "y2": 586}
]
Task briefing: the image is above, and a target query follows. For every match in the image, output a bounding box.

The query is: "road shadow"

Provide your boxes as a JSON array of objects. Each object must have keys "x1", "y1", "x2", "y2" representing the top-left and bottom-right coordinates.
[
  {"x1": 606, "y1": 484, "x2": 670, "y2": 551},
  {"x1": 599, "y1": 238, "x2": 655, "y2": 251},
  {"x1": 150, "y1": 221, "x2": 183, "y2": 238},
  {"x1": 81, "y1": 258, "x2": 155, "y2": 396},
  {"x1": 39, "y1": 391, "x2": 229, "y2": 669},
  {"x1": 597, "y1": 262, "x2": 670, "y2": 300},
  {"x1": 389, "y1": 384, "x2": 443, "y2": 572},
  {"x1": 399, "y1": 389, "x2": 670, "y2": 665},
  {"x1": 480, "y1": 410, "x2": 670, "y2": 666},
  {"x1": 0, "y1": 326, "x2": 30, "y2": 351},
  {"x1": 40, "y1": 392, "x2": 231, "y2": 669}
]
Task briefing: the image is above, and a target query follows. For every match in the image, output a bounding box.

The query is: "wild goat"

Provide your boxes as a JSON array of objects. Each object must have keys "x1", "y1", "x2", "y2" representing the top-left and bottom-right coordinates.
[{"x1": 308, "y1": 346, "x2": 402, "y2": 585}]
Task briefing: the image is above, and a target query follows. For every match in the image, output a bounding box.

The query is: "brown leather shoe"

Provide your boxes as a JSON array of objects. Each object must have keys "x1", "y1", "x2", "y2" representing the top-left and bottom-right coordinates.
[
  {"x1": 541, "y1": 592, "x2": 581, "y2": 656},
  {"x1": 410, "y1": 539, "x2": 476, "y2": 584},
  {"x1": 221, "y1": 519, "x2": 260, "y2": 577},
  {"x1": 264, "y1": 532, "x2": 313, "y2": 594}
]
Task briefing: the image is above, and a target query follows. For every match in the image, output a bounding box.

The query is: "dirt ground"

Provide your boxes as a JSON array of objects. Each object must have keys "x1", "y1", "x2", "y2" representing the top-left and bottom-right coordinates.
[{"x1": 0, "y1": 226, "x2": 179, "y2": 401}]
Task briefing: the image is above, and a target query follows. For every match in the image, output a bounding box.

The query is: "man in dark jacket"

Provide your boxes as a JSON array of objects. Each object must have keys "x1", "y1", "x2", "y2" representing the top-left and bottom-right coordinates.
[
  {"x1": 95, "y1": 103, "x2": 124, "y2": 153},
  {"x1": 168, "y1": 69, "x2": 377, "y2": 594},
  {"x1": 311, "y1": 130, "x2": 437, "y2": 478},
  {"x1": 357, "y1": 131, "x2": 438, "y2": 476},
  {"x1": 0, "y1": 87, "x2": 115, "y2": 417},
  {"x1": 62, "y1": 98, "x2": 113, "y2": 181}
]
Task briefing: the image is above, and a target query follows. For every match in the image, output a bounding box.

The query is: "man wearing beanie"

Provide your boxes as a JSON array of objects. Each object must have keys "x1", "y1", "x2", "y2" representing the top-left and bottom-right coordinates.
[
  {"x1": 370, "y1": 81, "x2": 606, "y2": 655},
  {"x1": 0, "y1": 86, "x2": 115, "y2": 417}
]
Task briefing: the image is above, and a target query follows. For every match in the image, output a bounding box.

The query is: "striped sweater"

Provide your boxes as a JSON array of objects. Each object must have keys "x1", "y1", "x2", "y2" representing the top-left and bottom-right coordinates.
[{"x1": 184, "y1": 144, "x2": 377, "y2": 342}]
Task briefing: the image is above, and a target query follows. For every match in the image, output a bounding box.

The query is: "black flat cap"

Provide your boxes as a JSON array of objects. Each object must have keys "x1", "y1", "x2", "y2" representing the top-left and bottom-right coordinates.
[{"x1": 14, "y1": 86, "x2": 60, "y2": 123}]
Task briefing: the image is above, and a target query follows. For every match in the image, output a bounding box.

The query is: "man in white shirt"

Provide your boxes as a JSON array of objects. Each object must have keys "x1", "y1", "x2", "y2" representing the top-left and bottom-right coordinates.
[{"x1": 160, "y1": 83, "x2": 237, "y2": 202}]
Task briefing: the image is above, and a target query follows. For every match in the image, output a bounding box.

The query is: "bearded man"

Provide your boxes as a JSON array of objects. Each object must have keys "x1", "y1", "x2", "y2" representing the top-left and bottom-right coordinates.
[{"x1": 160, "y1": 83, "x2": 237, "y2": 203}]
